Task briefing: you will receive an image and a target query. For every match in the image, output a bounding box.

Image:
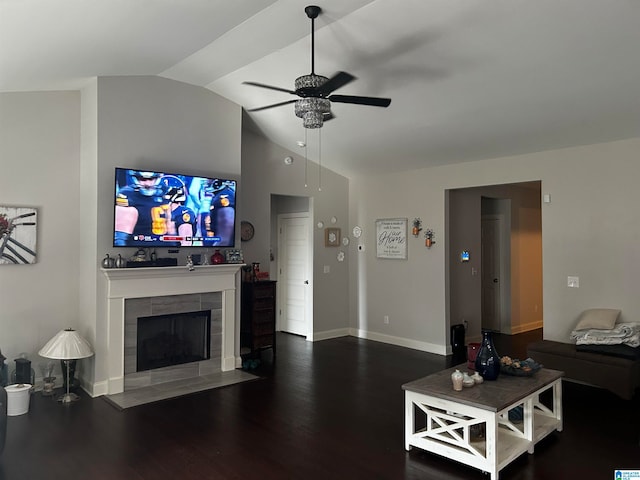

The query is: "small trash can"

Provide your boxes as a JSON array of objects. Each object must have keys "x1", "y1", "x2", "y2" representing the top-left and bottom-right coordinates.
[{"x1": 5, "y1": 384, "x2": 31, "y2": 416}]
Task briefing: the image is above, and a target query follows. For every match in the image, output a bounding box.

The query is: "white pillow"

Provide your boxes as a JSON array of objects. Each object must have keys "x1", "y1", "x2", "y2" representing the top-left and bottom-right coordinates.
[{"x1": 574, "y1": 308, "x2": 621, "y2": 330}]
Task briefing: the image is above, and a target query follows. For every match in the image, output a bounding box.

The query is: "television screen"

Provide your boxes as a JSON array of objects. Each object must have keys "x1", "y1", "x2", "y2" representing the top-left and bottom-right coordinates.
[{"x1": 113, "y1": 168, "x2": 236, "y2": 248}]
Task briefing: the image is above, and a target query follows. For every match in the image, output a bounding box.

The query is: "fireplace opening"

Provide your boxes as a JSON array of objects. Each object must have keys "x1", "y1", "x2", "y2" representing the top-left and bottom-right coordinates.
[{"x1": 136, "y1": 310, "x2": 211, "y2": 372}]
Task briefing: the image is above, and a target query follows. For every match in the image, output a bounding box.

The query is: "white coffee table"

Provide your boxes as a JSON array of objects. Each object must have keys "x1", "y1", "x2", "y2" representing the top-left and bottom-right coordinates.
[{"x1": 403, "y1": 365, "x2": 563, "y2": 480}]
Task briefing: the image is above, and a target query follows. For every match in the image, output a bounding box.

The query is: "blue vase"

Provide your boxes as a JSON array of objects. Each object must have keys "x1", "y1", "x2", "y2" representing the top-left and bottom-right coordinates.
[{"x1": 475, "y1": 330, "x2": 501, "y2": 380}]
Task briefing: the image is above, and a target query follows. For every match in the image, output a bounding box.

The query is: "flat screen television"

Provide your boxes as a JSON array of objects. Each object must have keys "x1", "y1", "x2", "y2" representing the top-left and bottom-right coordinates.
[{"x1": 113, "y1": 167, "x2": 236, "y2": 248}]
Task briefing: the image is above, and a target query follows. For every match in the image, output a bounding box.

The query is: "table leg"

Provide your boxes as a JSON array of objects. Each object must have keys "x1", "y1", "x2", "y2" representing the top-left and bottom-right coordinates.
[
  {"x1": 524, "y1": 397, "x2": 535, "y2": 454},
  {"x1": 554, "y1": 379, "x2": 563, "y2": 432},
  {"x1": 405, "y1": 392, "x2": 414, "y2": 451},
  {"x1": 486, "y1": 414, "x2": 499, "y2": 480}
]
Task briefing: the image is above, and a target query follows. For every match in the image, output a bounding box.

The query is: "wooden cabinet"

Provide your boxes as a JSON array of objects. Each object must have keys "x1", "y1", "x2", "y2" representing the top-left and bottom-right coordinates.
[{"x1": 241, "y1": 281, "x2": 276, "y2": 357}]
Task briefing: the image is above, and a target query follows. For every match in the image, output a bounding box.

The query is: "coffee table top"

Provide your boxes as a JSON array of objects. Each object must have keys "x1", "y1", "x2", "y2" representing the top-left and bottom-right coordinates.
[{"x1": 402, "y1": 364, "x2": 564, "y2": 412}]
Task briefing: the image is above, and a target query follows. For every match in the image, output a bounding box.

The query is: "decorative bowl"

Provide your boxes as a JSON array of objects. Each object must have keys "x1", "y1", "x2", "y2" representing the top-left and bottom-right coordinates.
[{"x1": 500, "y1": 356, "x2": 542, "y2": 376}]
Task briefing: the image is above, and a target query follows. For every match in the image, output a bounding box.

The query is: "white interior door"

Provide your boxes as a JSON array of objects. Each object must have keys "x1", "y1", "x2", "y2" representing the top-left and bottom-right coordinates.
[
  {"x1": 277, "y1": 214, "x2": 311, "y2": 336},
  {"x1": 481, "y1": 215, "x2": 502, "y2": 332}
]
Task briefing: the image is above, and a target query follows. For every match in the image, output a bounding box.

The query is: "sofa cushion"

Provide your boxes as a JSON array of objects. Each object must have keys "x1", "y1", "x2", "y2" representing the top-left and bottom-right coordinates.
[{"x1": 576, "y1": 344, "x2": 640, "y2": 360}]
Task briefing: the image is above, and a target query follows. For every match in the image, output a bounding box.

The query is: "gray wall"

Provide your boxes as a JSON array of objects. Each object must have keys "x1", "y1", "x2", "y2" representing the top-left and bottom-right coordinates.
[
  {"x1": 85, "y1": 76, "x2": 241, "y2": 394},
  {"x1": 0, "y1": 91, "x2": 81, "y2": 374},
  {"x1": 241, "y1": 128, "x2": 350, "y2": 338},
  {"x1": 350, "y1": 138, "x2": 640, "y2": 354}
]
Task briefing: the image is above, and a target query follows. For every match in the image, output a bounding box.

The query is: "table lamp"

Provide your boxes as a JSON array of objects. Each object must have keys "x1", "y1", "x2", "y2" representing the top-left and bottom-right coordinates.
[{"x1": 38, "y1": 328, "x2": 93, "y2": 404}]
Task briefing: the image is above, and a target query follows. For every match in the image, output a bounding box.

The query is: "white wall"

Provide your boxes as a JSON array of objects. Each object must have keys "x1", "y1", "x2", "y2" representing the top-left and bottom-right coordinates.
[
  {"x1": 0, "y1": 91, "x2": 81, "y2": 374},
  {"x1": 241, "y1": 128, "x2": 350, "y2": 338},
  {"x1": 350, "y1": 138, "x2": 640, "y2": 353}
]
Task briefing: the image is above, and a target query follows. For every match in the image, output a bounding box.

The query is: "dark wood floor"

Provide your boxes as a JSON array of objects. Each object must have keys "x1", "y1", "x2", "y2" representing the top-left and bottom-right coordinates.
[{"x1": 2, "y1": 332, "x2": 638, "y2": 479}]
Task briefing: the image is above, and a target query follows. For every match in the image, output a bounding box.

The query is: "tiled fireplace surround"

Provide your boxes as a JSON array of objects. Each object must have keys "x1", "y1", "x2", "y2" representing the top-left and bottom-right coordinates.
[
  {"x1": 123, "y1": 292, "x2": 222, "y2": 390},
  {"x1": 103, "y1": 265, "x2": 242, "y2": 395}
]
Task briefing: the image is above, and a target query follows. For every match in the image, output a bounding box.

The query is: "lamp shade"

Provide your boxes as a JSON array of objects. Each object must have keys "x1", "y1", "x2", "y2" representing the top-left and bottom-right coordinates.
[{"x1": 38, "y1": 328, "x2": 93, "y2": 360}]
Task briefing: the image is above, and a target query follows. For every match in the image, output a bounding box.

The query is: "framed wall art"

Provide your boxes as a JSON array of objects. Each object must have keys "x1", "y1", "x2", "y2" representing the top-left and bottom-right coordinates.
[
  {"x1": 376, "y1": 218, "x2": 407, "y2": 259},
  {"x1": 0, "y1": 205, "x2": 38, "y2": 265},
  {"x1": 325, "y1": 227, "x2": 341, "y2": 247}
]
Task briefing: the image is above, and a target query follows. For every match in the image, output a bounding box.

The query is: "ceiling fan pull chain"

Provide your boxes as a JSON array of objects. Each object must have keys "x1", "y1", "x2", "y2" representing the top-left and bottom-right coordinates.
[
  {"x1": 318, "y1": 128, "x2": 322, "y2": 192},
  {"x1": 304, "y1": 128, "x2": 309, "y2": 188}
]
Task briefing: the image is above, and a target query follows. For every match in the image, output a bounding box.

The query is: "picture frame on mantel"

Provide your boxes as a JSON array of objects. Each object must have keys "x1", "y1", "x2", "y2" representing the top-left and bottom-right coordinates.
[{"x1": 376, "y1": 218, "x2": 407, "y2": 259}]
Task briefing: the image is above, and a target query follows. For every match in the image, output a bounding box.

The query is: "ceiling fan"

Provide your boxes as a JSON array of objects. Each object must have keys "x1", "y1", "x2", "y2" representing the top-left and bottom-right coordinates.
[{"x1": 243, "y1": 5, "x2": 391, "y2": 129}]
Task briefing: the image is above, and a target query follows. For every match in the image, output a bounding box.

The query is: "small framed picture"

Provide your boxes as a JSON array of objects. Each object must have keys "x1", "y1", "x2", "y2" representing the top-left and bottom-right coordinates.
[
  {"x1": 225, "y1": 249, "x2": 244, "y2": 263},
  {"x1": 325, "y1": 227, "x2": 341, "y2": 247}
]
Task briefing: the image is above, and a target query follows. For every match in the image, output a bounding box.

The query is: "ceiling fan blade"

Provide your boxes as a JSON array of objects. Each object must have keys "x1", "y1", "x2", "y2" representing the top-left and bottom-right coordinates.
[
  {"x1": 243, "y1": 81, "x2": 297, "y2": 95},
  {"x1": 317, "y1": 71, "x2": 356, "y2": 96},
  {"x1": 328, "y1": 94, "x2": 391, "y2": 108},
  {"x1": 246, "y1": 99, "x2": 297, "y2": 112}
]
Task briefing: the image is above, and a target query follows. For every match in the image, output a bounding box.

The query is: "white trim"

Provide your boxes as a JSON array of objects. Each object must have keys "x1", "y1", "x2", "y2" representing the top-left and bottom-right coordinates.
[
  {"x1": 101, "y1": 265, "x2": 242, "y2": 395},
  {"x1": 351, "y1": 328, "x2": 448, "y2": 355},
  {"x1": 312, "y1": 328, "x2": 350, "y2": 341},
  {"x1": 84, "y1": 380, "x2": 109, "y2": 398},
  {"x1": 308, "y1": 328, "x2": 448, "y2": 355},
  {"x1": 509, "y1": 320, "x2": 543, "y2": 334}
]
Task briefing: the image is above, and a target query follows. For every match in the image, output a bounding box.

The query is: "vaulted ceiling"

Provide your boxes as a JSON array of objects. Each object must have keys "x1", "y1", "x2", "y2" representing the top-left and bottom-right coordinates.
[{"x1": 2, "y1": 0, "x2": 639, "y2": 177}]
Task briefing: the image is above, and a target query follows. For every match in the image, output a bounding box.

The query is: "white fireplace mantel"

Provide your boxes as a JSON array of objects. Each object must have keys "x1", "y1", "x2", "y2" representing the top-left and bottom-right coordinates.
[{"x1": 102, "y1": 264, "x2": 243, "y2": 395}]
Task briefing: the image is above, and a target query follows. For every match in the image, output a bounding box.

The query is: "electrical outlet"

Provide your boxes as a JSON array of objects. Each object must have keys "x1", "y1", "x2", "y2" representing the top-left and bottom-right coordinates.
[
  {"x1": 567, "y1": 276, "x2": 579, "y2": 288},
  {"x1": 383, "y1": 315, "x2": 389, "y2": 324}
]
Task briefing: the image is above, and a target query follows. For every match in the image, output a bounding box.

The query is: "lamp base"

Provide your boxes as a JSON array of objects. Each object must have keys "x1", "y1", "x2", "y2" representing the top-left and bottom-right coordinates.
[{"x1": 58, "y1": 392, "x2": 80, "y2": 404}]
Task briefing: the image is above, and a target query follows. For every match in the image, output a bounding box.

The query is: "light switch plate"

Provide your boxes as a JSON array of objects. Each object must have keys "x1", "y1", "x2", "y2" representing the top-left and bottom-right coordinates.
[{"x1": 567, "y1": 276, "x2": 579, "y2": 288}]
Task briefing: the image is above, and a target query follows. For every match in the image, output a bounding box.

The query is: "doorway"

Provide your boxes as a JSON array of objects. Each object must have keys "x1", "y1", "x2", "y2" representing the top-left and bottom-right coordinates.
[
  {"x1": 481, "y1": 204, "x2": 510, "y2": 332},
  {"x1": 277, "y1": 213, "x2": 312, "y2": 337},
  {"x1": 447, "y1": 181, "x2": 542, "y2": 342},
  {"x1": 271, "y1": 194, "x2": 314, "y2": 340}
]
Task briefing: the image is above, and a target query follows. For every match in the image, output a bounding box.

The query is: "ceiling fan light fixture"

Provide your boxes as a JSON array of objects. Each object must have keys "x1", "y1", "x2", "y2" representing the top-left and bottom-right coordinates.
[
  {"x1": 243, "y1": 5, "x2": 390, "y2": 128},
  {"x1": 295, "y1": 97, "x2": 330, "y2": 128},
  {"x1": 295, "y1": 73, "x2": 328, "y2": 92}
]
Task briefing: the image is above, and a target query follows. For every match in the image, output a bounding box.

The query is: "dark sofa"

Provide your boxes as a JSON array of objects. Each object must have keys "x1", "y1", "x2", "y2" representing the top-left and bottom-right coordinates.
[{"x1": 527, "y1": 340, "x2": 640, "y2": 400}]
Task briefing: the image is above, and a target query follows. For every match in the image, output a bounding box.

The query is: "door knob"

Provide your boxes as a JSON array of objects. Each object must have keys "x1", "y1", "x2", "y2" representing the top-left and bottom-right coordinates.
[
  {"x1": 304, "y1": 280, "x2": 309, "y2": 284},
  {"x1": 493, "y1": 278, "x2": 499, "y2": 283}
]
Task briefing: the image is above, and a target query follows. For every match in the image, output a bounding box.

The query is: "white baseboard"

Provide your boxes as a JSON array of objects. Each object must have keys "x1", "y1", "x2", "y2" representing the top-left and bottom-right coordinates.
[
  {"x1": 310, "y1": 327, "x2": 447, "y2": 355},
  {"x1": 85, "y1": 379, "x2": 109, "y2": 398},
  {"x1": 312, "y1": 328, "x2": 351, "y2": 341},
  {"x1": 349, "y1": 328, "x2": 448, "y2": 355}
]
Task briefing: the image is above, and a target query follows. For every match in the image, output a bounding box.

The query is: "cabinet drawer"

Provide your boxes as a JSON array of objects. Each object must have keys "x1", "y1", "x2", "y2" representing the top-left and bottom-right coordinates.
[
  {"x1": 253, "y1": 297, "x2": 274, "y2": 310},
  {"x1": 252, "y1": 283, "x2": 275, "y2": 299},
  {"x1": 253, "y1": 322, "x2": 274, "y2": 336},
  {"x1": 252, "y1": 309, "x2": 274, "y2": 324},
  {"x1": 252, "y1": 334, "x2": 274, "y2": 349}
]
